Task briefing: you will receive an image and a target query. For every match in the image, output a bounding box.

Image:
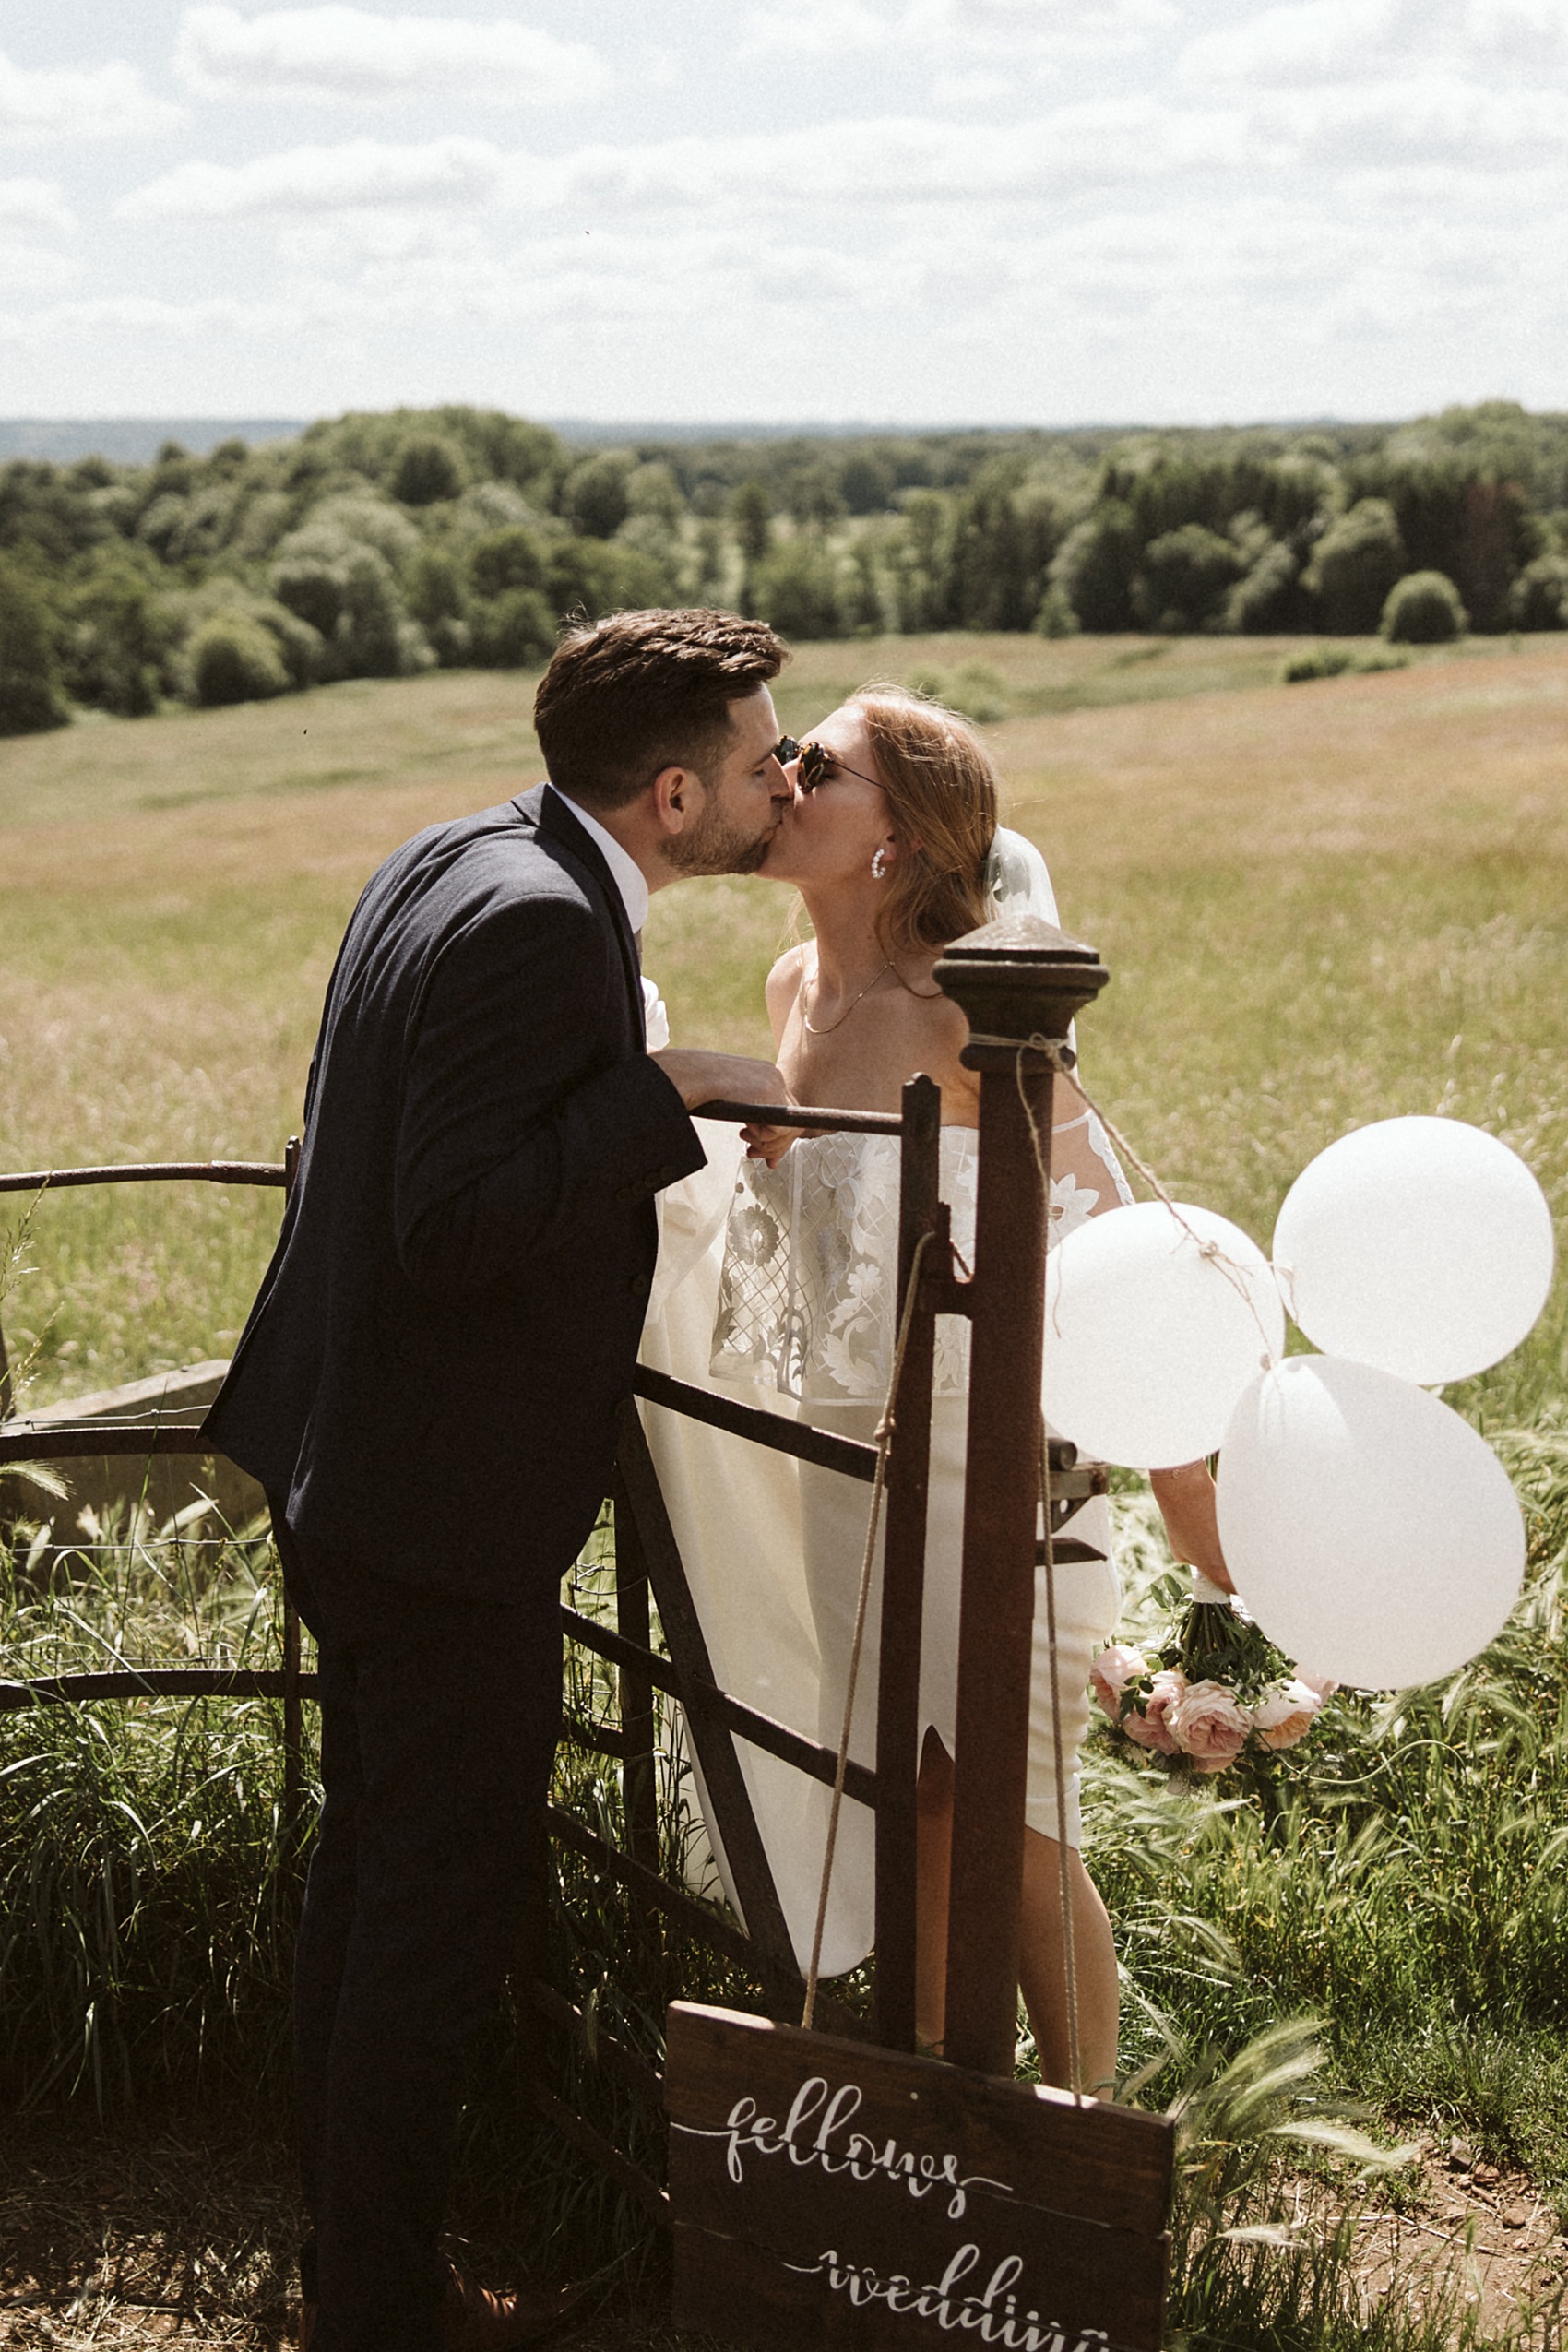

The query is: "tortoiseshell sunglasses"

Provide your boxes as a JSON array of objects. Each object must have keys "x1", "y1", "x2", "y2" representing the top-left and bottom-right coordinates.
[{"x1": 774, "y1": 735, "x2": 882, "y2": 792}]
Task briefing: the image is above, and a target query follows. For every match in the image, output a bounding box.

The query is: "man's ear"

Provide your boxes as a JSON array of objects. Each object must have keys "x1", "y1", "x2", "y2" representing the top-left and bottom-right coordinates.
[{"x1": 650, "y1": 765, "x2": 701, "y2": 837}]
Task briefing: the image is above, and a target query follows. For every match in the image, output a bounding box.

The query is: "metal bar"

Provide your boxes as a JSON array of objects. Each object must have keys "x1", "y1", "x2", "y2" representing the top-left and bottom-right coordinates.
[
  {"x1": 691, "y1": 1098, "x2": 901, "y2": 1136},
  {"x1": 943, "y1": 1060, "x2": 1053, "y2": 2076},
  {"x1": 0, "y1": 1160, "x2": 287, "y2": 1194},
  {"x1": 0, "y1": 1668, "x2": 319, "y2": 1708},
  {"x1": 612, "y1": 1472, "x2": 661, "y2": 1887},
  {"x1": 873, "y1": 1074, "x2": 944, "y2": 2053},
  {"x1": 0, "y1": 1422, "x2": 216, "y2": 1462},
  {"x1": 560, "y1": 1604, "x2": 876, "y2": 1808},
  {"x1": 529, "y1": 2083, "x2": 671, "y2": 2224},
  {"x1": 531, "y1": 1978, "x2": 664, "y2": 2108},
  {"x1": 544, "y1": 1804, "x2": 872, "y2": 2042},
  {"x1": 612, "y1": 1405, "x2": 798, "y2": 1973},
  {"x1": 632, "y1": 1366, "x2": 877, "y2": 1483}
]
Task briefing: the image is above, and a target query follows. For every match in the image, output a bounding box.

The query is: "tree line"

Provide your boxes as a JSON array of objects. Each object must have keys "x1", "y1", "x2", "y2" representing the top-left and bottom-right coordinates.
[{"x1": 2, "y1": 400, "x2": 1566, "y2": 735}]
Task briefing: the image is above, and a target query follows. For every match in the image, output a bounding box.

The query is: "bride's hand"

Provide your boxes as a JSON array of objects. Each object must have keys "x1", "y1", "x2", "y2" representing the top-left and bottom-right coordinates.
[{"x1": 741, "y1": 1121, "x2": 797, "y2": 1168}]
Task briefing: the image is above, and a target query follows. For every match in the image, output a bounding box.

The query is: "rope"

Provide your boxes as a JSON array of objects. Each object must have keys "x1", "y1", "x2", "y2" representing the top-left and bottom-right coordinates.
[
  {"x1": 1020, "y1": 1034, "x2": 1278, "y2": 1360},
  {"x1": 1012, "y1": 1049, "x2": 1087, "y2": 2100},
  {"x1": 802, "y1": 1229, "x2": 934, "y2": 2033}
]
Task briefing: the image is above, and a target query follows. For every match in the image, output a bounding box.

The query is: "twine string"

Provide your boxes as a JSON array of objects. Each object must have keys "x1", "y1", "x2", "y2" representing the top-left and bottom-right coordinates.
[
  {"x1": 1022, "y1": 1033, "x2": 1278, "y2": 1366},
  {"x1": 802, "y1": 1228, "x2": 934, "y2": 2033}
]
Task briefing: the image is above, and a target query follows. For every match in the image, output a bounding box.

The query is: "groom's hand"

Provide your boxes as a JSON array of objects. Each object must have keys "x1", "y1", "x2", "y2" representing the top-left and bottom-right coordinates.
[{"x1": 652, "y1": 1049, "x2": 792, "y2": 1116}]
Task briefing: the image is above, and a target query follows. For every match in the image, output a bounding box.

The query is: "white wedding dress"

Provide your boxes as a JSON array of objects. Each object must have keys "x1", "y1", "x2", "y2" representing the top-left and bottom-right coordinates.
[{"x1": 637, "y1": 836, "x2": 1129, "y2": 1977}]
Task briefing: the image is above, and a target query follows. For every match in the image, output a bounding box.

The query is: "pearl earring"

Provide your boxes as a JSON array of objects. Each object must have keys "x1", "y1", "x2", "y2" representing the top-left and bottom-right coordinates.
[{"x1": 872, "y1": 847, "x2": 888, "y2": 879}]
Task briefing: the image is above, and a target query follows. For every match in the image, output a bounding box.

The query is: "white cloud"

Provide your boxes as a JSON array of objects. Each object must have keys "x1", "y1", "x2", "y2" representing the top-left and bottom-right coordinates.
[
  {"x1": 0, "y1": 293, "x2": 288, "y2": 344},
  {"x1": 506, "y1": 104, "x2": 1258, "y2": 211},
  {"x1": 745, "y1": 0, "x2": 1174, "y2": 57},
  {"x1": 174, "y1": 6, "x2": 606, "y2": 105},
  {"x1": 0, "y1": 177, "x2": 74, "y2": 234},
  {"x1": 119, "y1": 136, "x2": 505, "y2": 219},
  {"x1": 0, "y1": 50, "x2": 184, "y2": 142},
  {"x1": 1182, "y1": 0, "x2": 1568, "y2": 89},
  {"x1": 1265, "y1": 76, "x2": 1568, "y2": 166}
]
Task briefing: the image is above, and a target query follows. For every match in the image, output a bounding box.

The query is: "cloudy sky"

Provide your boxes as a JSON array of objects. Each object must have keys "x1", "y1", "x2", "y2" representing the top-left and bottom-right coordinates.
[{"x1": 1, "y1": 0, "x2": 1564, "y2": 425}]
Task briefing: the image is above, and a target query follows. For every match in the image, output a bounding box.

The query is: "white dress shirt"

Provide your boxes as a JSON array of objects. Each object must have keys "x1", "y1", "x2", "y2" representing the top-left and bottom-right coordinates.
[{"x1": 545, "y1": 783, "x2": 668, "y2": 1047}]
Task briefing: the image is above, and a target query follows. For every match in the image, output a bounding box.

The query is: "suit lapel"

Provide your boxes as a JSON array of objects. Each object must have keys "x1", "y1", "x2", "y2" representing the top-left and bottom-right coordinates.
[{"x1": 516, "y1": 783, "x2": 646, "y2": 1043}]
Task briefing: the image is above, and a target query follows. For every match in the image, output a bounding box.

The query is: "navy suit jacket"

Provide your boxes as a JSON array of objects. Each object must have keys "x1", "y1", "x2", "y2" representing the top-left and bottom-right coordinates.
[{"x1": 205, "y1": 783, "x2": 705, "y2": 1594}]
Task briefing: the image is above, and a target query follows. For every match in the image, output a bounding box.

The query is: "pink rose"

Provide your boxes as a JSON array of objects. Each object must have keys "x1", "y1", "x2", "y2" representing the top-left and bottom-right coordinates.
[
  {"x1": 1250, "y1": 1680, "x2": 1326, "y2": 1752},
  {"x1": 1170, "y1": 1678, "x2": 1251, "y2": 1772},
  {"x1": 1090, "y1": 1644, "x2": 1149, "y2": 1724},
  {"x1": 1293, "y1": 1668, "x2": 1338, "y2": 1701},
  {"x1": 1123, "y1": 1667, "x2": 1186, "y2": 1754}
]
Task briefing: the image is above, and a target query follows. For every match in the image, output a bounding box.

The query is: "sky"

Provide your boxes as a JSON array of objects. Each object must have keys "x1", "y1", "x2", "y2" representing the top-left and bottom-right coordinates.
[{"x1": 0, "y1": 0, "x2": 1564, "y2": 427}]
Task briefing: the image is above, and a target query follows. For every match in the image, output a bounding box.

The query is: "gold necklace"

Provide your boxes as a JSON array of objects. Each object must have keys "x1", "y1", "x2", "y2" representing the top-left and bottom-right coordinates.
[{"x1": 802, "y1": 954, "x2": 894, "y2": 1036}]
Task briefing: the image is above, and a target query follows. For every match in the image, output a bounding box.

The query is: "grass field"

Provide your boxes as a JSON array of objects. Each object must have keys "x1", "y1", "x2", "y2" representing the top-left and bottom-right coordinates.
[
  {"x1": 3, "y1": 631, "x2": 1567, "y2": 2346},
  {"x1": 2, "y1": 628, "x2": 1563, "y2": 1414}
]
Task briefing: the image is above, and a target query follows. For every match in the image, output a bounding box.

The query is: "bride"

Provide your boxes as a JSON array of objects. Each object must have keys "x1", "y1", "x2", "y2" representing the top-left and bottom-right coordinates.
[{"x1": 641, "y1": 684, "x2": 1228, "y2": 2094}]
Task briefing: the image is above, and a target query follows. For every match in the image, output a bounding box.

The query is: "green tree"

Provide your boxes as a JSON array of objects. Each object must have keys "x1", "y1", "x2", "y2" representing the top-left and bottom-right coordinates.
[
  {"x1": 561, "y1": 454, "x2": 633, "y2": 540},
  {"x1": 59, "y1": 552, "x2": 174, "y2": 717},
  {"x1": 1303, "y1": 498, "x2": 1408, "y2": 633},
  {"x1": 1050, "y1": 502, "x2": 1141, "y2": 632},
  {"x1": 745, "y1": 539, "x2": 847, "y2": 639},
  {"x1": 1226, "y1": 540, "x2": 1302, "y2": 633},
  {"x1": 188, "y1": 611, "x2": 291, "y2": 706},
  {"x1": 1133, "y1": 524, "x2": 1246, "y2": 631},
  {"x1": 1507, "y1": 553, "x2": 1568, "y2": 630},
  {"x1": 468, "y1": 526, "x2": 546, "y2": 600},
  {"x1": 406, "y1": 547, "x2": 471, "y2": 667},
  {"x1": 0, "y1": 558, "x2": 69, "y2": 734},
  {"x1": 391, "y1": 434, "x2": 468, "y2": 505},
  {"x1": 730, "y1": 480, "x2": 772, "y2": 567},
  {"x1": 1381, "y1": 569, "x2": 1467, "y2": 643}
]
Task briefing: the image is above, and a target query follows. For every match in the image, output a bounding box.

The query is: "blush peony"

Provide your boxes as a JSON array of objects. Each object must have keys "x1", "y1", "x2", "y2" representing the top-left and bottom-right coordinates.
[
  {"x1": 1250, "y1": 1680, "x2": 1327, "y2": 1751},
  {"x1": 1123, "y1": 1667, "x2": 1187, "y2": 1754},
  {"x1": 1090, "y1": 1644, "x2": 1149, "y2": 1723},
  {"x1": 1170, "y1": 1678, "x2": 1252, "y2": 1772}
]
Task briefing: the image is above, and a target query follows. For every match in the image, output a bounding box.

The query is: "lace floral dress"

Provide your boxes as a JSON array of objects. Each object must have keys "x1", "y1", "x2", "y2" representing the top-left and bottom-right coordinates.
[{"x1": 708, "y1": 1119, "x2": 1128, "y2": 1854}]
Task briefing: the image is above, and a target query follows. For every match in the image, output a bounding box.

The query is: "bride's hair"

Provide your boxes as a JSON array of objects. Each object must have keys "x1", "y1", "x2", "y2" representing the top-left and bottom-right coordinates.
[{"x1": 852, "y1": 686, "x2": 998, "y2": 956}]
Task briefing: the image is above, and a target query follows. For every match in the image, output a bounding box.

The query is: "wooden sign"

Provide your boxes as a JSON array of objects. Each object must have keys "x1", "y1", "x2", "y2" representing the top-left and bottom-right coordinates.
[{"x1": 666, "y1": 2002, "x2": 1175, "y2": 2352}]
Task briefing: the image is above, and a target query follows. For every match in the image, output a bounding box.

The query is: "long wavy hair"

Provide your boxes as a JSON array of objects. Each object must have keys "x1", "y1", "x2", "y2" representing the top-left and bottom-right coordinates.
[{"x1": 852, "y1": 685, "x2": 999, "y2": 958}]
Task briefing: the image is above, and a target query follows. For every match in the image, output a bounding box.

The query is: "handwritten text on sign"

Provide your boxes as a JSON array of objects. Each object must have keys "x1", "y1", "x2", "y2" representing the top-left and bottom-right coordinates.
[{"x1": 665, "y1": 2003, "x2": 1175, "y2": 2352}]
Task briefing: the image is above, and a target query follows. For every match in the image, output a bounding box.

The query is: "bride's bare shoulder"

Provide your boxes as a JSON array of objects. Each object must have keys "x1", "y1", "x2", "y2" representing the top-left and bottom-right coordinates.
[{"x1": 765, "y1": 943, "x2": 809, "y2": 1017}]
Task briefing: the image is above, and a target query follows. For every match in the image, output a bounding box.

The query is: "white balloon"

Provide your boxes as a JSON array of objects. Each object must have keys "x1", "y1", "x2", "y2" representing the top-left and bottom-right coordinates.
[
  {"x1": 1042, "y1": 1202, "x2": 1284, "y2": 1469},
  {"x1": 1273, "y1": 1117, "x2": 1555, "y2": 1384},
  {"x1": 1217, "y1": 1355, "x2": 1525, "y2": 1688}
]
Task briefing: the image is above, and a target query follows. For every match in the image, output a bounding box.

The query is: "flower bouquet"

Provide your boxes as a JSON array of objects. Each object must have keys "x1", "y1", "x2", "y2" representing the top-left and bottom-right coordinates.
[{"x1": 1091, "y1": 1575, "x2": 1334, "y2": 1776}]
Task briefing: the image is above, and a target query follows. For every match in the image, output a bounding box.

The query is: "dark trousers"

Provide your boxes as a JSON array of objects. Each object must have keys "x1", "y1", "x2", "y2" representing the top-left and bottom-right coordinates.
[{"x1": 274, "y1": 1508, "x2": 563, "y2": 2352}]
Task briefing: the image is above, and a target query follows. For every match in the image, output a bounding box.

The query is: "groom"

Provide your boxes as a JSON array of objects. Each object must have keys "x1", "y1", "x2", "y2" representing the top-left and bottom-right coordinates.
[{"x1": 205, "y1": 609, "x2": 794, "y2": 2352}]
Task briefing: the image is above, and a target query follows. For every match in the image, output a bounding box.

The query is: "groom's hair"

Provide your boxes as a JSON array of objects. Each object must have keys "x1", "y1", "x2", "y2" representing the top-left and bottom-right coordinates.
[{"x1": 535, "y1": 609, "x2": 787, "y2": 810}]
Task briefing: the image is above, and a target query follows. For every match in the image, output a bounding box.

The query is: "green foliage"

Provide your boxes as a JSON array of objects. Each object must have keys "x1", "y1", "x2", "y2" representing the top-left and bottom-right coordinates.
[
  {"x1": 390, "y1": 433, "x2": 468, "y2": 506},
  {"x1": 560, "y1": 451, "x2": 632, "y2": 541},
  {"x1": 1508, "y1": 552, "x2": 1568, "y2": 630},
  {"x1": 188, "y1": 610, "x2": 292, "y2": 707},
  {"x1": 1304, "y1": 497, "x2": 1408, "y2": 634},
  {"x1": 58, "y1": 550, "x2": 177, "y2": 717},
  {"x1": 730, "y1": 478, "x2": 773, "y2": 566},
  {"x1": 470, "y1": 587, "x2": 555, "y2": 669},
  {"x1": 1281, "y1": 643, "x2": 1411, "y2": 682},
  {"x1": 468, "y1": 524, "x2": 546, "y2": 600},
  {"x1": 745, "y1": 535, "x2": 849, "y2": 639},
  {"x1": 0, "y1": 557, "x2": 70, "y2": 735},
  {"x1": 1134, "y1": 522, "x2": 1247, "y2": 632},
  {"x1": 1228, "y1": 537, "x2": 1302, "y2": 632},
  {"x1": 1051, "y1": 500, "x2": 1142, "y2": 632},
  {"x1": 1382, "y1": 568, "x2": 1467, "y2": 644}
]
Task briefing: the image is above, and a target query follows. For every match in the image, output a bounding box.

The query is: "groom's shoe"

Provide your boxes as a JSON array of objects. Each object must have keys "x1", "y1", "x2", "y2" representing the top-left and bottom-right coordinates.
[
  {"x1": 296, "y1": 2264, "x2": 586, "y2": 2350},
  {"x1": 440, "y1": 2263, "x2": 588, "y2": 2346}
]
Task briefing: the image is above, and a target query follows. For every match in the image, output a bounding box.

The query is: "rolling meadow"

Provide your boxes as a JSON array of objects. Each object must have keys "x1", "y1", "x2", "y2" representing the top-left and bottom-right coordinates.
[{"x1": 3, "y1": 629, "x2": 1568, "y2": 2348}]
